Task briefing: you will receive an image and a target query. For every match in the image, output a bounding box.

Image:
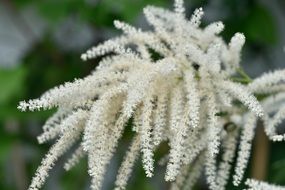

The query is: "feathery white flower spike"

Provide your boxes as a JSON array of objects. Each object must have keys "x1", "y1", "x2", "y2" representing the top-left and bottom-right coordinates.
[
  {"x1": 115, "y1": 135, "x2": 140, "y2": 190},
  {"x1": 249, "y1": 70, "x2": 285, "y2": 94},
  {"x1": 152, "y1": 86, "x2": 169, "y2": 147},
  {"x1": 64, "y1": 145, "x2": 85, "y2": 171},
  {"x1": 184, "y1": 69, "x2": 200, "y2": 128},
  {"x1": 264, "y1": 105, "x2": 285, "y2": 141},
  {"x1": 182, "y1": 154, "x2": 205, "y2": 190},
  {"x1": 174, "y1": 0, "x2": 185, "y2": 16},
  {"x1": 245, "y1": 179, "x2": 285, "y2": 190},
  {"x1": 205, "y1": 149, "x2": 218, "y2": 190},
  {"x1": 165, "y1": 84, "x2": 185, "y2": 181},
  {"x1": 216, "y1": 129, "x2": 239, "y2": 190},
  {"x1": 28, "y1": 110, "x2": 88, "y2": 190},
  {"x1": 233, "y1": 113, "x2": 257, "y2": 186},
  {"x1": 19, "y1": 0, "x2": 285, "y2": 189},
  {"x1": 219, "y1": 80, "x2": 264, "y2": 117},
  {"x1": 140, "y1": 89, "x2": 156, "y2": 177},
  {"x1": 190, "y1": 8, "x2": 204, "y2": 27}
]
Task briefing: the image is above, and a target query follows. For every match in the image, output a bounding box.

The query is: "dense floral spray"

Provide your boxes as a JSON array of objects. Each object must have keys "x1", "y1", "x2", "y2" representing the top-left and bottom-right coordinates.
[{"x1": 19, "y1": 0, "x2": 285, "y2": 189}]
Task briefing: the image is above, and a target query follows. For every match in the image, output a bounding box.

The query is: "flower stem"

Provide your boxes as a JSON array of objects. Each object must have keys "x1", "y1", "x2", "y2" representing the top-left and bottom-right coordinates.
[{"x1": 236, "y1": 68, "x2": 252, "y2": 83}]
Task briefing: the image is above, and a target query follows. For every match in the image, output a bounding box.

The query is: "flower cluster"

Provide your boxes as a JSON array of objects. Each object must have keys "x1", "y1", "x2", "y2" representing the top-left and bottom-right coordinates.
[
  {"x1": 245, "y1": 179, "x2": 285, "y2": 190},
  {"x1": 18, "y1": 0, "x2": 285, "y2": 189}
]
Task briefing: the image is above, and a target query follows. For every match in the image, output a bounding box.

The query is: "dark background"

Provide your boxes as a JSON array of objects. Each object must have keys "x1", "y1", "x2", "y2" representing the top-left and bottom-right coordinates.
[{"x1": 0, "y1": 0, "x2": 285, "y2": 189}]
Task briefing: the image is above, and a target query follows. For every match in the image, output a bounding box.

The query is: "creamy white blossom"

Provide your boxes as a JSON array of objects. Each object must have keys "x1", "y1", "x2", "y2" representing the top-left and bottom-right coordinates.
[
  {"x1": 233, "y1": 113, "x2": 257, "y2": 186},
  {"x1": 18, "y1": 0, "x2": 285, "y2": 190},
  {"x1": 245, "y1": 179, "x2": 285, "y2": 190}
]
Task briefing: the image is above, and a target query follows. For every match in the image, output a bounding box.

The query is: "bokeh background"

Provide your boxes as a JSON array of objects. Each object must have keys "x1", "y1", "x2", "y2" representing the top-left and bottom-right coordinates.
[{"x1": 0, "y1": 0, "x2": 285, "y2": 189}]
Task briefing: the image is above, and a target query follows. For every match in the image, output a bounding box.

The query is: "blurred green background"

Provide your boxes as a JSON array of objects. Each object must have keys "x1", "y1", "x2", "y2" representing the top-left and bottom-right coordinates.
[{"x1": 0, "y1": 0, "x2": 285, "y2": 189}]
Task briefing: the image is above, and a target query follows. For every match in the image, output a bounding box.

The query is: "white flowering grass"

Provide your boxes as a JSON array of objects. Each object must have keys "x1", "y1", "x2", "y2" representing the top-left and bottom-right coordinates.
[{"x1": 19, "y1": 0, "x2": 285, "y2": 189}]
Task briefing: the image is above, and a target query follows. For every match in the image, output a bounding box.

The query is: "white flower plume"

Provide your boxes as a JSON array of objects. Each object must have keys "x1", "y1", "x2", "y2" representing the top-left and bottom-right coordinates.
[
  {"x1": 18, "y1": 0, "x2": 285, "y2": 190},
  {"x1": 245, "y1": 179, "x2": 285, "y2": 190}
]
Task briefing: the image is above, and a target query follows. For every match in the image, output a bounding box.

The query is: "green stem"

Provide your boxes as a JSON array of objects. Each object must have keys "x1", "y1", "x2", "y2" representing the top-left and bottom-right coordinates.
[
  {"x1": 231, "y1": 77, "x2": 251, "y2": 84},
  {"x1": 236, "y1": 68, "x2": 252, "y2": 83}
]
